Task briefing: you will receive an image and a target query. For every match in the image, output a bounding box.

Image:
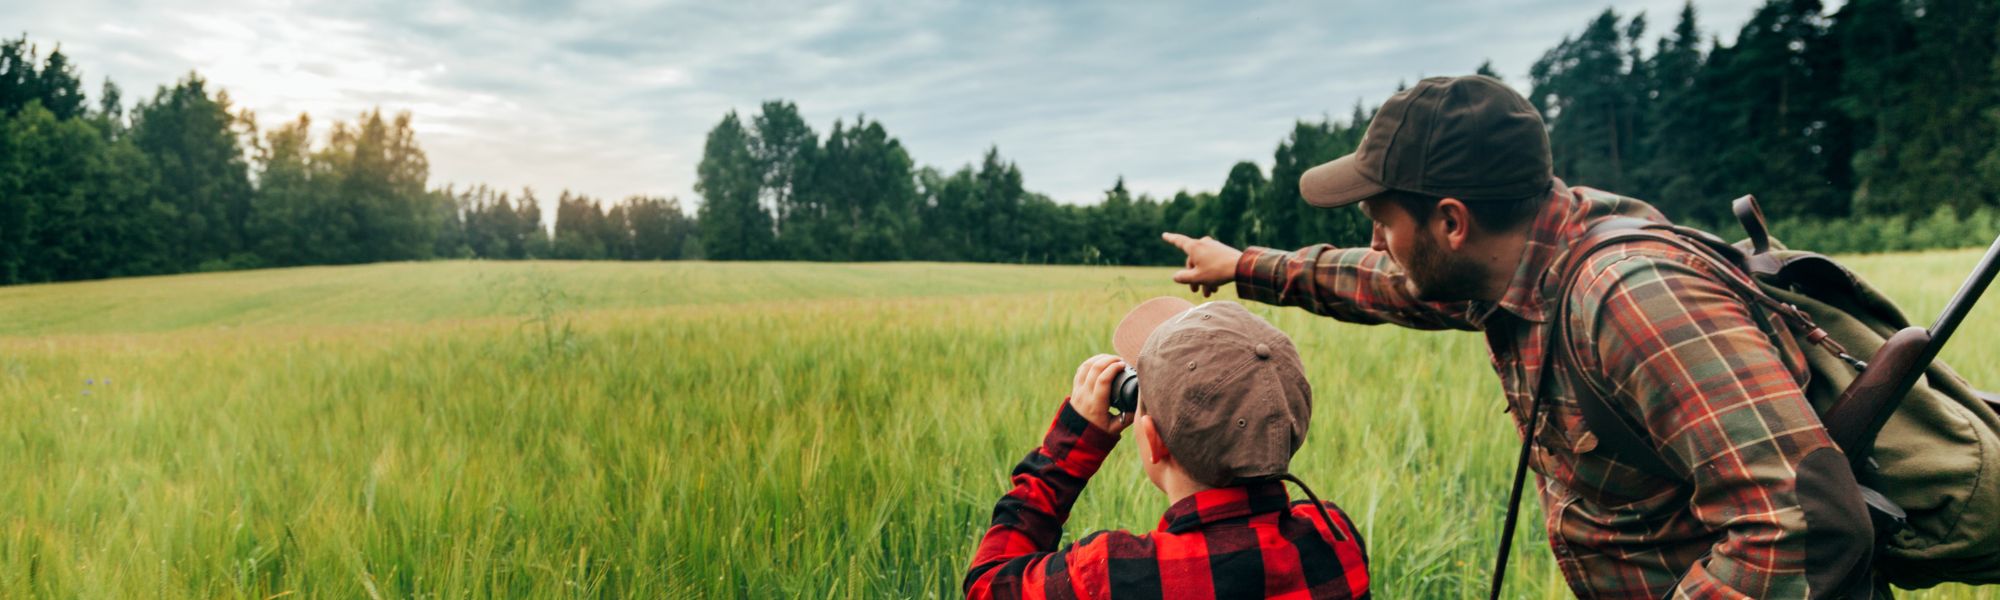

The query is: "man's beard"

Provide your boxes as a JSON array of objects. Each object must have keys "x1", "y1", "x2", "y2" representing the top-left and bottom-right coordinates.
[{"x1": 1402, "y1": 230, "x2": 1487, "y2": 302}]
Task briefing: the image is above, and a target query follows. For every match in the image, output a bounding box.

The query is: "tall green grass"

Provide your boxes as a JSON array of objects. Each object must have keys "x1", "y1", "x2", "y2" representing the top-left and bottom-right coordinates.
[{"x1": 0, "y1": 255, "x2": 1993, "y2": 597}]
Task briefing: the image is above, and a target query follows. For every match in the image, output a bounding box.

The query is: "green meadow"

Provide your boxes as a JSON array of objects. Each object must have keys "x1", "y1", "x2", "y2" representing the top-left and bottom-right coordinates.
[{"x1": 1, "y1": 254, "x2": 1995, "y2": 598}]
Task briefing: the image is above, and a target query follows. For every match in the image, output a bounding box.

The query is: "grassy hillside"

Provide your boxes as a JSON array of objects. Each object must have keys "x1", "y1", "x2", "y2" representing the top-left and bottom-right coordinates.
[{"x1": 0, "y1": 253, "x2": 1994, "y2": 598}]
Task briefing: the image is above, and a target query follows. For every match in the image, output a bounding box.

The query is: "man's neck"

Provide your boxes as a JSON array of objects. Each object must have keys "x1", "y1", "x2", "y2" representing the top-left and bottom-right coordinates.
[{"x1": 1471, "y1": 227, "x2": 1534, "y2": 302}]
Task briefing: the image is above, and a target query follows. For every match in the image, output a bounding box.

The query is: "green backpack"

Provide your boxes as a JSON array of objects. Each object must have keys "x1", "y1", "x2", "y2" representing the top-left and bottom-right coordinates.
[{"x1": 1557, "y1": 196, "x2": 2000, "y2": 590}]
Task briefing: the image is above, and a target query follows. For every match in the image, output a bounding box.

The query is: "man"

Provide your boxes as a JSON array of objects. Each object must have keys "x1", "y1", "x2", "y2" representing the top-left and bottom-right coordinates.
[
  {"x1": 1163, "y1": 75, "x2": 1874, "y2": 598},
  {"x1": 964, "y1": 299, "x2": 1370, "y2": 599}
]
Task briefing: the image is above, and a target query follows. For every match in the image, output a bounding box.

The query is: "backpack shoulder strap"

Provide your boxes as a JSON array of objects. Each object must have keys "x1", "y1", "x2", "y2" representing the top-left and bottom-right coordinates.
[
  {"x1": 1551, "y1": 216, "x2": 1857, "y2": 481},
  {"x1": 1492, "y1": 217, "x2": 1687, "y2": 599},
  {"x1": 1548, "y1": 217, "x2": 1685, "y2": 481}
]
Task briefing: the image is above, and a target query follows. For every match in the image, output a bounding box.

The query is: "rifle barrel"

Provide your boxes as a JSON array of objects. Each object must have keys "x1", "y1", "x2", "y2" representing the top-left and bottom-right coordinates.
[{"x1": 1928, "y1": 235, "x2": 2000, "y2": 355}]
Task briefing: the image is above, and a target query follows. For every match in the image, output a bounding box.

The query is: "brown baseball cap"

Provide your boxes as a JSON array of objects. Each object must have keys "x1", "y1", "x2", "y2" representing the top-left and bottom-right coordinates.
[
  {"x1": 1300, "y1": 75, "x2": 1552, "y2": 208},
  {"x1": 1111, "y1": 298, "x2": 1312, "y2": 488}
]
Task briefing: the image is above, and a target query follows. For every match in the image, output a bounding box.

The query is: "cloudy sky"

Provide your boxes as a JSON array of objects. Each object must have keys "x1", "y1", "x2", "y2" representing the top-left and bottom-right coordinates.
[{"x1": 13, "y1": 0, "x2": 1787, "y2": 209}]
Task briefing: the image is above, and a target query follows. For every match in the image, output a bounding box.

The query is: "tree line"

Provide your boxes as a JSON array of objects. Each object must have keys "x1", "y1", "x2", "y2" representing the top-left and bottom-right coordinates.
[
  {"x1": 688, "y1": 100, "x2": 1375, "y2": 265},
  {"x1": 3, "y1": 0, "x2": 1997, "y2": 286},
  {"x1": 0, "y1": 35, "x2": 701, "y2": 285},
  {"x1": 694, "y1": 0, "x2": 2000, "y2": 263},
  {"x1": 1529, "y1": 0, "x2": 2000, "y2": 237}
]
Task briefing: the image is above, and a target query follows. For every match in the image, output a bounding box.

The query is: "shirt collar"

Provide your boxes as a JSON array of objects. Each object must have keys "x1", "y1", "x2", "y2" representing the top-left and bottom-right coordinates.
[
  {"x1": 1483, "y1": 178, "x2": 1585, "y2": 325},
  {"x1": 1157, "y1": 481, "x2": 1291, "y2": 534}
]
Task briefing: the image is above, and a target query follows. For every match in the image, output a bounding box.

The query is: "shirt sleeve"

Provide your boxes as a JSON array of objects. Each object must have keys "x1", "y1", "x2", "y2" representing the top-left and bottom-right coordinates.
[
  {"x1": 1233, "y1": 244, "x2": 1482, "y2": 331},
  {"x1": 1571, "y1": 250, "x2": 1869, "y2": 599},
  {"x1": 964, "y1": 399, "x2": 1121, "y2": 600}
]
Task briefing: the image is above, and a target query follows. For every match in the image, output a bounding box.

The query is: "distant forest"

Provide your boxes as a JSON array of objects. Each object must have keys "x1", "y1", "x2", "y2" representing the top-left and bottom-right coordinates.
[{"x1": 2, "y1": 0, "x2": 1997, "y2": 285}]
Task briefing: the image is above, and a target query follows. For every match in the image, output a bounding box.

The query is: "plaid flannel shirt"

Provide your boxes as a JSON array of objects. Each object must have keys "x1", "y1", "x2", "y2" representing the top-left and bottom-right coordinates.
[
  {"x1": 1235, "y1": 179, "x2": 1864, "y2": 599},
  {"x1": 965, "y1": 399, "x2": 1371, "y2": 600}
]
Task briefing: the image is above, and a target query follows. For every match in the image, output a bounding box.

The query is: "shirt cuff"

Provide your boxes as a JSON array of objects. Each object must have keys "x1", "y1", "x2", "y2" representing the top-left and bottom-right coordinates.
[
  {"x1": 1043, "y1": 399, "x2": 1120, "y2": 475},
  {"x1": 1234, "y1": 246, "x2": 1282, "y2": 305}
]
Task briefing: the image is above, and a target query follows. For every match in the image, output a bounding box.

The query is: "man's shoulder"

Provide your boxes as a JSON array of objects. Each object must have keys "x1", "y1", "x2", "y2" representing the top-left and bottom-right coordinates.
[
  {"x1": 1565, "y1": 184, "x2": 1667, "y2": 218},
  {"x1": 1541, "y1": 184, "x2": 1694, "y2": 291},
  {"x1": 1568, "y1": 235, "x2": 1703, "y2": 288},
  {"x1": 1555, "y1": 232, "x2": 1746, "y2": 334}
]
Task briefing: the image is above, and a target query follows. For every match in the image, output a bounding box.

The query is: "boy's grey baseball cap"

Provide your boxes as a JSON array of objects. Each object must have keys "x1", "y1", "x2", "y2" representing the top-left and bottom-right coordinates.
[{"x1": 1112, "y1": 298, "x2": 1312, "y2": 488}]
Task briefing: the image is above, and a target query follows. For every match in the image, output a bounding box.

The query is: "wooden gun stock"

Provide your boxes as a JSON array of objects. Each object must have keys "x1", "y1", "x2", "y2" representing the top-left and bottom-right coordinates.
[{"x1": 1823, "y1": 327, "x2": 1931, "y2": 466}]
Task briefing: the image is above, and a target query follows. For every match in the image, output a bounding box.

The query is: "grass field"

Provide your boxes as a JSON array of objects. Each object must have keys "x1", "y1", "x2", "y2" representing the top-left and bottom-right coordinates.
[{"x1": 0, "y1": 254, "x2": 1996, "y2": 598}]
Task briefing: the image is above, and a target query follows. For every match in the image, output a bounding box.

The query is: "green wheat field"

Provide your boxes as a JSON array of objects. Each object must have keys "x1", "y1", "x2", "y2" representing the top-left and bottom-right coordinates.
[{"x1": 1, "y1": 253, "x2": 1996, "y2": 598}]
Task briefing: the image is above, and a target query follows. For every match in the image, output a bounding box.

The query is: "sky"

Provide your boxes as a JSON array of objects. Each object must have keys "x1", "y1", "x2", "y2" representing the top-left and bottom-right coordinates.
[{"x1": 9, "y1": 0, "x2": 1797, "y2": 210}]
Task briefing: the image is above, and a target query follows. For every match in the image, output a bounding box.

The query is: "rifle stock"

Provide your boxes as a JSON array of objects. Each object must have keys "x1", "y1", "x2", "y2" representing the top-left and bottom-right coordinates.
[{"x1": 1823, "y1": 326, "x2": 1930, "y2": 467}]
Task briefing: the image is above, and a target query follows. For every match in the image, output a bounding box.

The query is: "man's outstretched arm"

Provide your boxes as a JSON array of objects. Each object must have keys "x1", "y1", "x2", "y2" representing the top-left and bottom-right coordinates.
[
  {"x1": 1162, "y1": 232, "x2": 1479, "y2": 331},
  {"x1": 965, "y1": 356, "x2": 1127, "y2": 600}
]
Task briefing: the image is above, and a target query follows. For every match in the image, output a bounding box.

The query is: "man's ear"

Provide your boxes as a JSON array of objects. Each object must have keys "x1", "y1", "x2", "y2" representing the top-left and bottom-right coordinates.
[
  {"x1": 1434, "y1": 197, "x2": 1473, "y2": 250},
  {"x1": 1139, "y1": 415, "x2": 1170, "y2": 465}
]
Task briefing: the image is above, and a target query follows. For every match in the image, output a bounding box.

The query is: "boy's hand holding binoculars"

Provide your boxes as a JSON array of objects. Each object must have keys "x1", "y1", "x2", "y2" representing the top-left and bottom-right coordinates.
[{"x1": 1069, "y1": 354, "x2": 1132, "y2": 435}]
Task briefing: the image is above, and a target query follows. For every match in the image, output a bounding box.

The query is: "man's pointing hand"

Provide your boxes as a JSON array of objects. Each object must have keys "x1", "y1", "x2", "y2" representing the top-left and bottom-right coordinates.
[{"x1": 1161, "y1": 232, "x2": 1243, "y2": 298}]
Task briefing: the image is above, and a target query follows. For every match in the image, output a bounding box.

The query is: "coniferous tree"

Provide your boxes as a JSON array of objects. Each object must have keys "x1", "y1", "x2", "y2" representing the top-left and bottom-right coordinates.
[
  {"x1": 623, "y1": 195, "x2": 695, "y2": 260},
  {"x1": 751, "y1": 100, "x2": 817, "y2": 251},
  {"x1": 0, "y1": 37, "x2": 84, "y2": 120},
  {"x1": 915, "y1": 165, "x2": 967, "y2": 260},
  {"x1": 973, "y1": 148, "x2": 1026, "y2": 261},
  {"x1": 1697, "y1": 0, "x2": 1849, "y2": 221},
  {"x1": 130, "y1": 74, "x2": 255, "y2": 268},
  {"x1": 1531, "y1": 9, "x2": 1648, "y2": 192},
  {"x1": 431, "y1": 185, "x2": 470, "y2": 259},
  {"x1": 86, "y1": 96, "x2": 166, "y2": 278},
  {"x1": 695, "y1": 112, "x2": 771, "y2": 260},
  {"x1": 31, "y1": 46, "x2": 85, "y2": 121},
  {"x1": 514, "y1": 188, "x2": 548, "y2": 259},
  {"x1": 1838, "y1": 0, "x2": 1999, "y2": 215},
  {"x1": 247, "y1": 114, "x2": 319, "y2": 265},
  {"x1": 1475, "y1": 59, "x2": 1504, "y2": 81},
  {"x1": 1634, "y1": 2, "x2": 1706, "y2": 214},
  {"x1": 1090, "y1": 178, "x2": 1146, "y2": 264},
  {"x1": 553, "y1": 191, "x2": 605, "y2": 260},
  {"x1": 836, "y1": 117, "x2": 917, "y2": 261},
  {"x1": 1213, "y1": 161, "x2": 1264, "y2": 246},
  {"x1": 1267, "y1": 116, "x2": 1371, "y2": 249}
]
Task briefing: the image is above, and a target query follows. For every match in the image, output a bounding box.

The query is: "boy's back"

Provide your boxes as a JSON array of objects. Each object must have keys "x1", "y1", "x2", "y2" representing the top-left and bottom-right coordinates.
[{"x1": 965, "y1": 300, "x2": 1370, "y2": 599}]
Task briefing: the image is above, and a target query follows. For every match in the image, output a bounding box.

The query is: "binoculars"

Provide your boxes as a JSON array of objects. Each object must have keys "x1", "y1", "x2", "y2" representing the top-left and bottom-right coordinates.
[{"x1": 1110, "y1": 367, "x2": 1140, "y2": 415}]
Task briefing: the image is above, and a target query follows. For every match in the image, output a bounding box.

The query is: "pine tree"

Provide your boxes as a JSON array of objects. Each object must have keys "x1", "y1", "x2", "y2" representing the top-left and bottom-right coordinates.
[
  {"x1": 695, "y1": 112, "x2": 772, "y2": 260},
  {"x1": 1840, "y1": 0, "x2": 2000, "y2": 215},
  {"x1": 751, "y1": 100, "x2": 817, "y2": 251},
  {"x1": 1530, "y1": 9, "x2": 1647, "y2": 192},
  {"x1": 1214, "y1": 162, "x2": 1264, "y2": 246},
  {"x1": 1475, "y1": 59, "x2": 1504, "y2": 81},
  {"x1": 130, "y1": 73, "x2": 255, "y2": 268},
  {"x1": 1633, "y1": 2, "x2": 1705, "y2": 213}
]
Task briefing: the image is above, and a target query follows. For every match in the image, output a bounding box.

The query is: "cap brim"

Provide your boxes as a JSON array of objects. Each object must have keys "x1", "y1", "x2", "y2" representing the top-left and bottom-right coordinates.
[
  {"x1": 1300, "y1": 153, "x2": 1387, "y2": 208},
  {"x1": 1113, "y1": 296, "x2": 1196, "y2": 364}
]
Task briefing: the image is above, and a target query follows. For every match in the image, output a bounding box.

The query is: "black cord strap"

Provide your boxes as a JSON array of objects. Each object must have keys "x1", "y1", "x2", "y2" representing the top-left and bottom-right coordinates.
[
  {"x1": 1489, "y1": 390, "x2": 1549, "y2": 600},
  {"x1": 1278, "y1": 473, "x2": 1347, "y2": 542}
]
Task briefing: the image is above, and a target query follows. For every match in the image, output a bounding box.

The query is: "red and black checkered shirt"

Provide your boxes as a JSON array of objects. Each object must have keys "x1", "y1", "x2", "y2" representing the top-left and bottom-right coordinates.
[{"x1": 965, "y1": 400, "x2": 1370, "y2": 600}]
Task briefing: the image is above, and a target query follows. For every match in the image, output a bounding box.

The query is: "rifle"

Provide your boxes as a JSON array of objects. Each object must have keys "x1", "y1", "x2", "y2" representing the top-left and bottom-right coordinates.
[
  {"x1": 1820, "y1": 233, "x2": 2000, "y2": 462},
  {"x1": 1815, "y1": 229, "x2": 2000, "y2": 535}
]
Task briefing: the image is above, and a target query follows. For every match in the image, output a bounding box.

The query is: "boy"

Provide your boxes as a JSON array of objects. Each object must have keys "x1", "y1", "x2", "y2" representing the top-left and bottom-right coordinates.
[{"x1": 965, "y1": 298, "x2": 1369, "y2": 599}]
